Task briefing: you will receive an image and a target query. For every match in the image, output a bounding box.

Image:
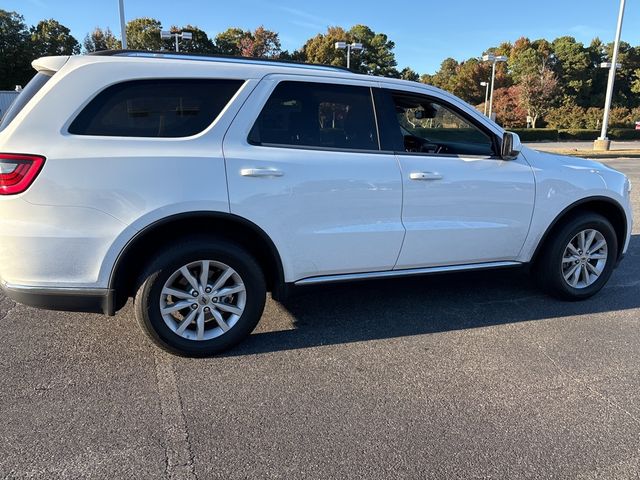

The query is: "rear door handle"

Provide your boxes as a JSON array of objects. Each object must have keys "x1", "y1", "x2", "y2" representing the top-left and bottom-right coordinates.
[
  {"x1": 240, "y1": 168, "x2": 284, "y2": 178},
  {"x1": 409, "y1": 171, "x2": 442, "y2": 181}
]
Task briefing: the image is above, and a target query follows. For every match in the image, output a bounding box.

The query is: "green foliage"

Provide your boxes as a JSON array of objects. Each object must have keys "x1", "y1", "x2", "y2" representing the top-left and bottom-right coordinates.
[
  {"x1": 0, "y1": 10, "x2": 35, "y2": 89},
  {"x1": 399, "y1": 67, "x2": 419, "y2": 82},
  {"x1": 83, "y1": 27, "x2": 121, "y2": 52},
  {"x1": 609, "y1": 129, "x2": 640, "y2": 140},
  {"x1": 510, "y1": 128, "x2": 559, "y2": 142},
  {"x1": 517, "y1": 67, "x2": 559, "y2": 127},
  {"x1": 546, "y1": 105, "x2": 639, "y2": 130},
  {"x1": 167, "y1": 25, "x2": 215, "y2": 54},
  {"x1": 214, "y1": 28, "x2": 246, "y2": 56},
  {"x1": 214, "y1": 26, "x2": 280, "y2": 58},
  {"x1": 558, "y1": 129, "x2": 600, "y2": 141},
  {"x1": 31, "y1": 19, "x2": 80, "y2": 56},
  {"x1": 126, "y1": 18, "x2": 162, "y2": 50},
  {"x1": 302, "y1": 25, "x2": 398, "y2": 76}
]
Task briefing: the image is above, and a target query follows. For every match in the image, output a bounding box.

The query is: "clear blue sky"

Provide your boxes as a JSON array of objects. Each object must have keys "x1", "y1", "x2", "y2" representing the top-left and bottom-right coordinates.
[{"x1": 7, "y1": 0, "x2": 640, "y2": 74}]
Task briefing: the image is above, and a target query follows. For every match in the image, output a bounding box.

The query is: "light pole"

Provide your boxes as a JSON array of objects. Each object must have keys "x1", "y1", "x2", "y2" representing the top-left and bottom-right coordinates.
[
  {"x1": 480, "y1": 81, "x2": 490, "y2": 116},
  {"x1": 160, "y1": 30, "x2": 193, "y2": 52},
  {"x1": 595, "y1": 0, "x2": 626, "y2": 151},
  {"x1": 482, "y1": 54, "x2": 507, "y2": 119},
  {"x1": 118, "y1": 0, "x2": 127, "y2": 49},
  {"x1": 335, "y1": 41, "x2": 363, "y2": 69}
]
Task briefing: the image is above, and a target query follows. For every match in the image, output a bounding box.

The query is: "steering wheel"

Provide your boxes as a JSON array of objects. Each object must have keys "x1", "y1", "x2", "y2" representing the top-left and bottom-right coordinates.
[{"x1": 404, "y1": 134, "x2": 442, "y2": 154}]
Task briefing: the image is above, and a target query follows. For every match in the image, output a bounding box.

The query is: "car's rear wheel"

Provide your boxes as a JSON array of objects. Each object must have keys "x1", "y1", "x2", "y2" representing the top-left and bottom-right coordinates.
[
  {"x1": 134, "y1": 238, "x2": 266, "y2": 356},
  {"x1": 535, "y1": 213, "x2": 617, "y2": 300}
]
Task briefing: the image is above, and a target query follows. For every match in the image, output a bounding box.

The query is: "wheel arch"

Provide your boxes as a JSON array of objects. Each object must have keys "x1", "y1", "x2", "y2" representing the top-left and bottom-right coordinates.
[
  {"x1": 530, "y1": 196, "x2": 627, "y2": 265},
  {"x1": 108, "y1": 211, "x2": 285, "y2": 313}
]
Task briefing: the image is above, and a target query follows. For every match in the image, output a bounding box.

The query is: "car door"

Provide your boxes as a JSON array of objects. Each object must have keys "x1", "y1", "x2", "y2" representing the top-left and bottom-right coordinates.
[
  {"x1": 374, "y1": 86, "x2": 535, "y2": 269},
  {"x1": 223, "y1": 75, "x2": 405, "y2": 282}
]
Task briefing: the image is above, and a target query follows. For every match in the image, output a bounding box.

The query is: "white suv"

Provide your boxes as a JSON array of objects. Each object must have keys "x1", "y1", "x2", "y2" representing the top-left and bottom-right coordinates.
[{"x1": 0, "y1": 51, "x2": 632, "y2": 356}]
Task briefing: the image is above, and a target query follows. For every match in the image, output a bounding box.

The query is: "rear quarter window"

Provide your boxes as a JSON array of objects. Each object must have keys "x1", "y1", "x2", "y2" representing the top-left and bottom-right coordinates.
[
  {"x1": 0, "y1": 73, "x2": 52, "y2": 132},
  {"x1": 68, "y1": 79, "x2": 243, "y2": 138}
]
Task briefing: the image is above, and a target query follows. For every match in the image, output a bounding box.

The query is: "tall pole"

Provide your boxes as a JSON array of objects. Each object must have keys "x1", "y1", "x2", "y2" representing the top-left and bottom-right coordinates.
[
  {"x1": 118, "y1": 0, "x2": 127, "y2": 49},
  {"x1": 488, "y1": 61, "x2": 497, "y2": 117},
  {"x1": 346, "y1": 44, "x2": 351, "y2": 69},
  {"x1": 598, "y1": 0, "x2": 626, "y2": 148},
  {"x1": 483, "y1": 83, "x2": 490, "y2": 116},
  {"x1": 175, "y1": 34, "x2": 179, "y2": 52}
]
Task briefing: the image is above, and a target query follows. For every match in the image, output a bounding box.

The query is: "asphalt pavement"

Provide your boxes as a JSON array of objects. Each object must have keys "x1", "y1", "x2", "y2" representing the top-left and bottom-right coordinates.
[{"x1": 1, "y1": 158, "x2": 639, "y2": 479}]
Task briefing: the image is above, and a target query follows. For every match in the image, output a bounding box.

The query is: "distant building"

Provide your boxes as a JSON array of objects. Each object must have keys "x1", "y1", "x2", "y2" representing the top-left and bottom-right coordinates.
[{"x1": 0, "y1": 91, "x2": 20, "y2": 120}]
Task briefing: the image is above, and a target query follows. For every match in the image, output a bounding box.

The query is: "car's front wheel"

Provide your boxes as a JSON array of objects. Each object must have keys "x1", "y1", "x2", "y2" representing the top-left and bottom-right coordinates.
[
  {"x1": 535, "y1": 213, "x2": 618, "y2": 300},
  {"x1": 134, "y1": 238, "x2": 266, "y2": 356}
]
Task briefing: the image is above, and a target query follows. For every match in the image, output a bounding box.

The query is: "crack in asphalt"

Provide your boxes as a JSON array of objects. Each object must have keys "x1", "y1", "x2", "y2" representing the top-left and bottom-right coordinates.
[
  {"x1": 538, "y1": 345, "x2": 640, "y2": 428},
  {"x1": 0, "y1": 299, "x2": 17, "y2": 323},
  {"x1": 154, "y1": 352, "x2": 198, "y2": 480}
]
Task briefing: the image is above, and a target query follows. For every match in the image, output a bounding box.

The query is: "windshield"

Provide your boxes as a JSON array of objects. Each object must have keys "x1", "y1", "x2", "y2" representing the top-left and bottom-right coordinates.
[{"x1": 0, "y1": 72, "x2": 52, "y2": 132}]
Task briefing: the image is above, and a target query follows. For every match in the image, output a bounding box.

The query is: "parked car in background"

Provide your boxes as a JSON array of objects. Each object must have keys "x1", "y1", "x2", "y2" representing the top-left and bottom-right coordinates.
[{"x1": 0, "y1": 52, "x2": 633, "y2": 356}]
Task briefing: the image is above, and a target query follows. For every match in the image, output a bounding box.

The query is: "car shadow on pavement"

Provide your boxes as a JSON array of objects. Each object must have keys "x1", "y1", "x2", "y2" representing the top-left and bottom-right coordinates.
[{"x1": 225, "y1": 235, "x2": 640, "y2": 357}]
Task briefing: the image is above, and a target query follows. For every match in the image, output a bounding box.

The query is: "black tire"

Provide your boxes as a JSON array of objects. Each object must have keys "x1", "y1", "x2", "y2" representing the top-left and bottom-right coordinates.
[
  {"x1": 134, "y1": 237, "x2": 266, "y2": 357},
  {"x1": 534, "y1": 212, "x2": 618, "y2": 300}
]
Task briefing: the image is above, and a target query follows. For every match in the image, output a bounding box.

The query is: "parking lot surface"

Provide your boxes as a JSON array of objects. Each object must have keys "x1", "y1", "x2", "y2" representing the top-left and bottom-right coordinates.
[{"x1": 1, "y1": 157, "x2": 639, "y2": 479}]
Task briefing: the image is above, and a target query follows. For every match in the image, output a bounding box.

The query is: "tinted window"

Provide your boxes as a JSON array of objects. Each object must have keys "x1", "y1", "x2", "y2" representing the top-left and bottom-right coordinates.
[
  {"x1": 0, "y1": 72, "x2": 52, "y2": 132},
  {"x1": 249, "y1": 81, "x2": 379, "y2": 151},
  {"x1": 69, "y1": 79, "x2": 243, "y2": 137},
  {"x1": 388, "y1": 91, "x2": 495, "y2": 157}
]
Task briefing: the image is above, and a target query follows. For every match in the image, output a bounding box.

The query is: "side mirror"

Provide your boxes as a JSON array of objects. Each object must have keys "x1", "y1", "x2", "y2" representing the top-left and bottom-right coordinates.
[{"x1": 501, "y1": 132, "x2": 522, "y2": 160}]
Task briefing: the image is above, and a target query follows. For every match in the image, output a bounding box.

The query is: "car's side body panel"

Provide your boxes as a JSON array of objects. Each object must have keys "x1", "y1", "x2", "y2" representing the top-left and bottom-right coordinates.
[
  {"x1": 223, "y1": 74, "x2": 405, "y2": 282},
  {"x1": 517, "y1": 147, "x2": 633, "y2": 262},
  {"x1": 0, "y1": 58, "x2": 259, "y2": 288}
]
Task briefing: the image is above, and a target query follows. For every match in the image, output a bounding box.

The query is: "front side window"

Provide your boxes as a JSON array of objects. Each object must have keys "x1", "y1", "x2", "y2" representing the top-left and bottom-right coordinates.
[
  {"x1": 69, "y1": 79, "x2": 243, "y2": 138},
  {"x1": 249, "y1": 81, "x2": 379, "y2": 151},
  {"x1": 388, "y1": 91, "x2": 495, "y2": 157}
]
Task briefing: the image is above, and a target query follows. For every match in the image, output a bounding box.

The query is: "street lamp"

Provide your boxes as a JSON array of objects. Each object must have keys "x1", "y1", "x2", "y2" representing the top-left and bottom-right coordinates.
[
  {"x1": 482, "y1": 54, "x2": 507, "y2": 119},
  {"x1": 595, "y1": 0, "x2": 626, "y2": 151},
  {"x1": 118, "y1": 0, "x2": 127, "y2": 49},
  {"x1": 160, "y1": 30, "x2": 193, "y2": 52},
  {"x1": 480, "y1": 81, "x2": 490, "y2": 116},
  {"x1": 335, "y1": 41, "x2": 363, "y2": 69}
]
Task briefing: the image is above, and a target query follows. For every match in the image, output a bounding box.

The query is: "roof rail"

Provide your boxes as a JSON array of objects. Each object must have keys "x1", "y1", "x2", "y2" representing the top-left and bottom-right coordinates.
[{"x1": 89, "y1": 49, "x2": 352, "y2": 73}]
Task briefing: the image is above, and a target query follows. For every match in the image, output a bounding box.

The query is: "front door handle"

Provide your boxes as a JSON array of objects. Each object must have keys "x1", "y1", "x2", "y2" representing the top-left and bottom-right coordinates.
[
  {"x1": 240, "y1": 168, "x2": 284, "y2": 178},
  {"x1": 409, "y1": 171, "x2": 442, "y2": 181}
]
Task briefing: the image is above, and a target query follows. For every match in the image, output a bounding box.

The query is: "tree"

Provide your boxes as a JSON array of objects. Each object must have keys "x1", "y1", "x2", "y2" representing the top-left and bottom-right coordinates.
[
  {"x1": 30, "y1": 19, "x2": 80, "y2": 57},
  {"x1": 165, "y1": 25, "x2": 215, "y2": 54},
  {"x1": 215, "y1": 27, "x2": 245, "y2": 56},
  {"x1": 302, "y1": 25, "x2": 398, "y2": 75},
  {"x1": 0, "y1": 10, "x2": 33, "y2": 90},
  {"x1": 126, "y1": 17, "x2": 163, "y2": 50},
  {"x1": 518, "y1": 67, "x2": 560, "y2": 127},
  {"x1": 508, "y1": 37, "x2": 554, "y2": 83},
  {"x1": 349, "y1": 24, "x2": 397, "y2": 76},
  {"x1": 552, "y1": 36, "x2": 592, "y2": 106},
  {"x1": 491, "y1": 86, "x2": 527, "y2": 128},
  {"x1": 239, "y1": 26, "x2": 280, "y2": 58},
  {"x1": 83, "y1": 27, "x2": 121, "y2": 52},
  {"x1": 399, "y1": 67, "x2": 419, "y2": 82},
  {"x1": 214, "y1": 26, "x2": 280, "y2": 58},
  {"x1": 302, "y1": 26, "x2": 351, "y2": 68}
]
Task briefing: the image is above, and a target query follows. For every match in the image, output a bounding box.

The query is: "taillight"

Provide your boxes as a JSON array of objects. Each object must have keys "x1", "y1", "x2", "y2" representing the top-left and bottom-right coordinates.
[{"x1": 0, "y1": 153, "x2": 45, "y2": 195}]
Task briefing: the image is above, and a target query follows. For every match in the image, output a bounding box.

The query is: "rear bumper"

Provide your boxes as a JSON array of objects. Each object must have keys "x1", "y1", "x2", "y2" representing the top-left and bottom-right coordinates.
[{"x1": 1, "y1": 281, "x2": 114, "y2": 315}]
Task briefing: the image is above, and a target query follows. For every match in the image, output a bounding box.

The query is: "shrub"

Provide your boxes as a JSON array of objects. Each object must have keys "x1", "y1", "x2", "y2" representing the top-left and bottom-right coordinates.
[
  {"x1": 558, "y1": 129, "x2": 600, "y2": 140},
  {"x1": 545, "y1": 105, "x2": 587, "y2": 129},
  {"x1": 510, "y1": 128, "x2": 559, "y2": 142},
  {"x1": 609, "y1": 129, "x2": 640, "y2": 140}
]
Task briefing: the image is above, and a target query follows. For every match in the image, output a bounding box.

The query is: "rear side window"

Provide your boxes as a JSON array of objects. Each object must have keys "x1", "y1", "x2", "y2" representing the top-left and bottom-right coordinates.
[
  {"x1": 0, "y1": 72, "x2": 52, "y2": 132},
  {"x1": 69, "y1": 79, "x2": 243, "y2": 138},
  {"x1": 249, "y1": 81, "x2": 379, "y2": 151}
]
